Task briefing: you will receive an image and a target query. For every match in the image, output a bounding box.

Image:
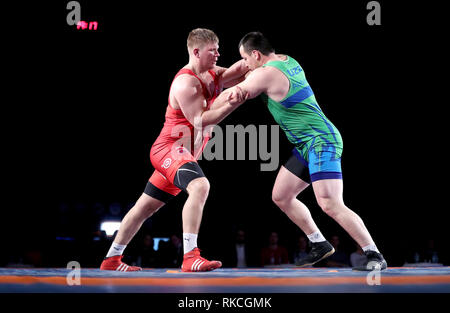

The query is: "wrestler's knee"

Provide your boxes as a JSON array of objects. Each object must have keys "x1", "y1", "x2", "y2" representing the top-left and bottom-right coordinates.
[
  {"x1": 187, "y1": 177, "x2": 210, "y2": 202},
  {"x1": 272, "y1": 188, "x2": 291, "y2": 210},
  {"x1": 317, "y1": 196, "x2": 344, "y2": 218}
]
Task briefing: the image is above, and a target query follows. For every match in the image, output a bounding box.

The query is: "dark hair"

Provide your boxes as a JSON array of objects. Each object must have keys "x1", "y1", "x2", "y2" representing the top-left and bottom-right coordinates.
[{"x1": 238, "y1": 32, "x2": 275, "y2": 56}]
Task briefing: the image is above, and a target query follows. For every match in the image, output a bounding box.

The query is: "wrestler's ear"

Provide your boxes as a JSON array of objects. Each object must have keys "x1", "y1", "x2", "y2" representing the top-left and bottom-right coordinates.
[
  {"x1": 193, "y1": 48, "x2": 200, "y2": 58},
  {"x1": 251, "y1": 50, "x2": 260, "y2": 61}
]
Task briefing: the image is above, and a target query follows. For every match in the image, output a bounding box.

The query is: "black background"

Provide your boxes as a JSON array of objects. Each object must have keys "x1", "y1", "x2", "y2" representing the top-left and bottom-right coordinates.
[{"x1": 3, "y1": 0, "x2": 447, "y2": 269}]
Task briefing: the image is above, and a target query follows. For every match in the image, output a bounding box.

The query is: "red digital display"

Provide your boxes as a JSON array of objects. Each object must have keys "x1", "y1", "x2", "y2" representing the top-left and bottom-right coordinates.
[{"x1": 76, "y1": 21, "x2": 98, "y2": 31}]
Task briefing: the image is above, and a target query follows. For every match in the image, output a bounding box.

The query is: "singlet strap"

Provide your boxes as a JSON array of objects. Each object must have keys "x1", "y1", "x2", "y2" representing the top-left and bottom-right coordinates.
[
  {"x1": 168, "y1": 68, "x2": 218, "y2": 110},
  {"x1": 176, "y1": 68, "x2": 218, "y2": 99}
]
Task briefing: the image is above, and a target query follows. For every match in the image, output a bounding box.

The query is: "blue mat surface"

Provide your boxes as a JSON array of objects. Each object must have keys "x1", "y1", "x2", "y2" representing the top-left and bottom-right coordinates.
[{"x1": 1, "y1": 267, "x2": 449, "y2": 293}]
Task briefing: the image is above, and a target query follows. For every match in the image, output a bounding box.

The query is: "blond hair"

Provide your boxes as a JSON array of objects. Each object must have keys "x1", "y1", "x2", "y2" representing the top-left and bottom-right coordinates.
[{"x1": 187, "y1": 28, "x2": 219, "y2": 51}]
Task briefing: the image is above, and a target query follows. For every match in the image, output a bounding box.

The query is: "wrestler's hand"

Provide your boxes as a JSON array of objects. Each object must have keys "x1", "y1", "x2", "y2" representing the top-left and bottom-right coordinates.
[{"x1": 227, "y1": 86, "x2": 249, "y2": 106}]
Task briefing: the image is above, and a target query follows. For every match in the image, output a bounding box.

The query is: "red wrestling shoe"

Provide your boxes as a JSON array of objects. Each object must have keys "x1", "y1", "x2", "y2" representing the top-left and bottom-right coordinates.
[
  {"x1": 181, "y1": 248, "x2": 222, "y2": 272},
  {"x1": 100, "y1": 255, "x2": 142, "y2": 272}
]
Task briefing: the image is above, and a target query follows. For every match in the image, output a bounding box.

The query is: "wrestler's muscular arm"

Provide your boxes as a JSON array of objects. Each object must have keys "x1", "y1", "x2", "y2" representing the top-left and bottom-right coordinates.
[
  {"x1": 172, "y1": 75, "x2": 242, "y2": 129},
  {"x1": 209, "y1": 67, "x2": 274, "y2": 112},
  {"x1": 214, "y1": 59, "x2": 249, "y2": 89}
]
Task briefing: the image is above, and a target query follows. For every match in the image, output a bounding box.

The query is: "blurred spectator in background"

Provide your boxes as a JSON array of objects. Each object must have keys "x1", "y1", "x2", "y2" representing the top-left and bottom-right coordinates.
[
  {"x1": 24, "y1": 250, "x2": 43, "y2": 268},
  {"x1": 6, "y1": 253, "x2": 37, "y2": 268},
  {"x1": 324, "y1": 235, "x2": 350, "y2": 268},
  {"x1": 350, "y1": 243, "x2": 368, "y2": 268},
  {"x1": 406, "y1": 238, "x2": 441, "y2": 264},
  {"x1": 224, "y1": 229, "x2": 255, "y2": 268},
  {"x1": 134, "y1": 234, "x2": 158, "y2": 268},
  {"x1": 158, "y1": 234, "x2": 184, "y2": 268},
  {"x1": 234, "y1": 230, "x2": 249, "y2": 268},
  {"x1": 85, "y1": 230, "x2": 111, "y2": 268},
  {"x1": 260, "y1": 231, "x2": 289, "y2": 267},
  {"x1": 423, "y1": 239, "x2": 440, "y2": 264},
  {"x1": 292, "y1": 235, "x2": 310, "y2": 265}
]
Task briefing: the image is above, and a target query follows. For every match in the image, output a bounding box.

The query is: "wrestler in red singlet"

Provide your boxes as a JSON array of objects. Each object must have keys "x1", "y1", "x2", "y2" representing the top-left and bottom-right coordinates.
[
  {"x1": 148, "y1": 68, "x2": 221, "y2": 197},
  {"x1": 100, "y1": 28, "x2": 250, "y2": 274}
]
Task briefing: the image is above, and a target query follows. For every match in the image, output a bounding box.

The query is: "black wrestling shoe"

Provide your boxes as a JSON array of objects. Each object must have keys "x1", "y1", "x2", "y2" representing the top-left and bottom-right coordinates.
[
  {"x1": 296, "y1": 241, "x2": 335, "y2": 267},
  {"x1": 353, "y1": 251, "x2": 388, "y2": 271}
]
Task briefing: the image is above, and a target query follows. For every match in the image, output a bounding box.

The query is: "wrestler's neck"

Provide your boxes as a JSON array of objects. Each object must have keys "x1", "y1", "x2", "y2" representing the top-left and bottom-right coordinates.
[
  {"x1": 186, "y1": 60, "x2": 212, "y2": 76},
  {"x1": 261, "y1": 53, "x2": 286, "y2": 66}
]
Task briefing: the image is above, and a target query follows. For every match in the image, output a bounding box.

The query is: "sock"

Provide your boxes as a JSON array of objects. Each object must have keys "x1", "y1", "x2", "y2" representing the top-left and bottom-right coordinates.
[
  {"x1": 307, "y1": 231, "x2": 326, "y2": 243},
  {"x1": 362, "y1": 244, "x2": 380, "y2": 254},
  {"x1": 106, "y1": 242, "x2": 127, "y2": 258},
  {"x1": 183, "y1": 233, "x2": 198, "y2": 254}
]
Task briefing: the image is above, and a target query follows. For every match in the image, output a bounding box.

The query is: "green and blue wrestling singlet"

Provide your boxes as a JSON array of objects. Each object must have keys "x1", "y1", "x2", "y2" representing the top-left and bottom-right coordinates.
[{"x1": 261, "y1": 55, "x2": 344, "y2": 182}]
